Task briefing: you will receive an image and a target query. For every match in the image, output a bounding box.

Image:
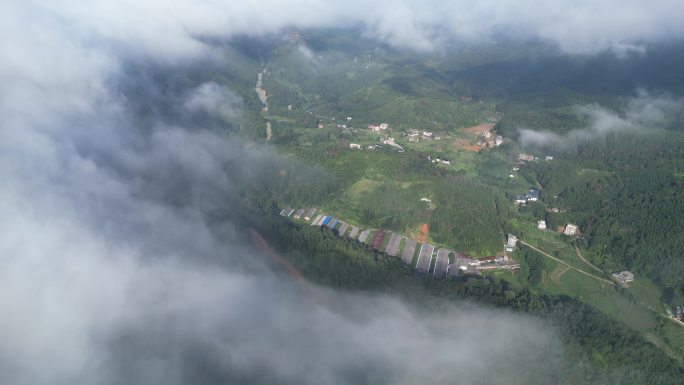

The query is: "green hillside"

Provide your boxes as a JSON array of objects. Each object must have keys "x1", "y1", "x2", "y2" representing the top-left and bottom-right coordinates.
[{"x1": 218, "y1": 31, "x2": 684, "y2": 367}]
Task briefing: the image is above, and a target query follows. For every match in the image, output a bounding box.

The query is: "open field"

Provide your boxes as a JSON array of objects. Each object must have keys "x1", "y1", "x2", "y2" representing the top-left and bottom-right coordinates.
[
  {"x1": 452, "y1": 139, "x2": 481, "y2": 152},
  {"x1": 514, "y1": 221, "x2": 664, "y2": 331}
]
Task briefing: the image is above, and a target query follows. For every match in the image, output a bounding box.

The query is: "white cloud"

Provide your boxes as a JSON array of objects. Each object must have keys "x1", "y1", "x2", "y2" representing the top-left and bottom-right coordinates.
[
  {"x1": 12, "y1": 0, "x2": 684, "y2": 57},
  {"x1": 184, "y1": 82, "x2": 242, "y2": 121},
  {"x1": 518, "y1": 90, "x2": 684, "y2": 147}
]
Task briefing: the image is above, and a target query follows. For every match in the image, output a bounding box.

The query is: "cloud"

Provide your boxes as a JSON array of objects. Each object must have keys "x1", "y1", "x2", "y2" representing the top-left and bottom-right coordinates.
[
  {"x1": 13, "y1": 0, "x2": 684, "y2": 57},
  {"x1": 1, "y1": 1, "x2": 664, "y2": 384},
  {"x1": 184, "y1": 82, "x2": 243, "y2": 121},
  {"x1": 518, "y1": 91, "x2": 684, "y2": 147}
]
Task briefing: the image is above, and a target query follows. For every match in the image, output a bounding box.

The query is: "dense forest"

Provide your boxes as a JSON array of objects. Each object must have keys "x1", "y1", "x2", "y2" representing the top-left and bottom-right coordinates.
[
  {"x1": 519, "y1": 132, "x2": 684, "y2": 305},
  {"x1": 430, "y1": 175, "x2": 507, "y2": 254}
]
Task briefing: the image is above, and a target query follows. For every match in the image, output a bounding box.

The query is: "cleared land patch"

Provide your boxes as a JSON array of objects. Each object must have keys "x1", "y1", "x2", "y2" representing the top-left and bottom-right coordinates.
[
  {"x1": 452, "y1": 139, "x2": 481, "y2": 152},
  {"x1": 459, "y1": 123, "x2": 495, "y2": 135}
]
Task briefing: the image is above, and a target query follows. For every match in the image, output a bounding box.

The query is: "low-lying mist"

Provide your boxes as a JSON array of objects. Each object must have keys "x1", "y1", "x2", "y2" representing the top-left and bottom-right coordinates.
[{"x1": 518, "y1": 90, "x2": 684, "y2": 149}]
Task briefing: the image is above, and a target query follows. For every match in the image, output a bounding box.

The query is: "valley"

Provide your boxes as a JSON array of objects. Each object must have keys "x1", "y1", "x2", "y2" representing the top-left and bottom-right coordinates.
[{"x1": 225, "y1": 32, "x2": 684, "y2": 358}]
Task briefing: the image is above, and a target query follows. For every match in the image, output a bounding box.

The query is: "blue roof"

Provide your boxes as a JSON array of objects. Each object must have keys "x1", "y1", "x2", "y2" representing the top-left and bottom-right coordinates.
[
  {"x1": 527, "y1": 189, "x2": 540, "y2": 198},
  {"x1": 321, "y1": 216, "x2": 332, "y2": 225},
  {"x1": 329, "y1": 219, "x2": 339, "y2": 228}
]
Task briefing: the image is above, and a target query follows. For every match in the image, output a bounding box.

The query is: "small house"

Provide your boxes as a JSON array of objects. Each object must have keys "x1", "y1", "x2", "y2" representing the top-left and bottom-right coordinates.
[
  {"x1": 612, "y1": 270, "x2": 635, "y2": 284},
  {"x1": 527, "y1": 189, "x2": 540, "y2": 202}
]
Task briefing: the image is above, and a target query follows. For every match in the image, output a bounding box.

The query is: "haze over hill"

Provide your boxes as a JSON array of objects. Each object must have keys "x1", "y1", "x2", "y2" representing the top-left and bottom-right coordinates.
[{"x1": 3, "y1": 1, "x2": 684, "y2": 384}]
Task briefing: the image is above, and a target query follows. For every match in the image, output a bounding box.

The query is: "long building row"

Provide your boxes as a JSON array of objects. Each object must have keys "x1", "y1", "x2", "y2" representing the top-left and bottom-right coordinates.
[{"x1": 281, "y1": 207, "x2": 518, "y2": 277}]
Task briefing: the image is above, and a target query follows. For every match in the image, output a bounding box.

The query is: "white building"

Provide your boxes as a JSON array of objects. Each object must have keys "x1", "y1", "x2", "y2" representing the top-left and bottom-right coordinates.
[
  {"x1": 537, "y1": 220, "x2": 547, "y2": 230},
  {"x1": 612, "y1": 271, "x2": 634, "y2": 284},
  {"x1": 518, "y1": 153, "x2": 534, "y2": 162},
  {"x1": 564, "y1": 223, "x2": 578, "y2": 236},
  {"x1": 505, "y1": 234, "x2": 518, "y2": 252},
  {"x1": 349, "y1": 143, "x2": 362, "y2": 149},
  {"x1": 515, "y1": 195, "x2": 527, "y2": 204}
]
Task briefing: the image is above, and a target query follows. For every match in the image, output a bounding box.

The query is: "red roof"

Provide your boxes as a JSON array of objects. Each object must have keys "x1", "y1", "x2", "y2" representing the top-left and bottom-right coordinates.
[{"x1": 372, "y1": 231, "x2": 386, "y2": 250}]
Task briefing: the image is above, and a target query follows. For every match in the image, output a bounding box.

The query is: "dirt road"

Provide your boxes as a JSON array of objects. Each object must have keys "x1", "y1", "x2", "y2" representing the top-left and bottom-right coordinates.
[{"x1": 519, "y1": 240, "x2": 615, "y2": 286}]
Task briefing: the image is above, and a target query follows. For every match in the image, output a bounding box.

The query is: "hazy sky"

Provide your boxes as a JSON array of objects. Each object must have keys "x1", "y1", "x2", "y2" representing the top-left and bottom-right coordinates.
[{"x1": 0, "y1": 1, "x2": 678, "y2": 384}]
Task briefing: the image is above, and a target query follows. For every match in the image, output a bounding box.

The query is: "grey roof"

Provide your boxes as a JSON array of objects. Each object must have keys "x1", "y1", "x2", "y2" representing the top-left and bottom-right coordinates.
[
  {"x1": 416, "y1": 244, "x2": 434, "y2": 275},
  {"x1": 401, "y1": 238, "x2": 417, "y2": 265},
  {"x1": 384, "y1": 233, "x2": 402, "y2": 256}
]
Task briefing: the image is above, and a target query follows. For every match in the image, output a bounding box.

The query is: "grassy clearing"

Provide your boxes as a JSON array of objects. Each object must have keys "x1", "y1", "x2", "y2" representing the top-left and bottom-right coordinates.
[
  {"x1": 627, "y1": 279, "x2": 666, "y2": 313},
  {"x1": 510, "y1": 220, "x2": 590, "y2": 270},
  {"x1": 344, "y1": 178, "x2": 381, "y2": 201},
  {"x1": 660, "y1": 322, "x2": 684, "y2": 357},
  {"x1": 589, "y1": 292, "x2": 656, "y2": 331},
  {"x1": 513, "y1": 218, "x2": 662, "y2": 331}
]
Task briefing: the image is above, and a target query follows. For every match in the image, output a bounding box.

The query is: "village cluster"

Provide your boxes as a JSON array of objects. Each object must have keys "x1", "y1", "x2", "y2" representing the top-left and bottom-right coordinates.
[
  {"x1": 513, "y1": 187, "x2": 580, "y2": 236},
  {"x1": 518, "y1": 153, "x2": 554, "y2": 162},
  {"x1": 279, "y1": 207, "x2": 520, "y2": 278},
  {"x1": 345, "y1": 121, "x2": 506, "y2": 158},
  {"x1": 476, "y1": 129, "x2": 504, "y2": 148}
]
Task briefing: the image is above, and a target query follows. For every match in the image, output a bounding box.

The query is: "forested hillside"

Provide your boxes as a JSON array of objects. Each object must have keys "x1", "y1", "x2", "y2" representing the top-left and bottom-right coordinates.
[
  {"x1": 219, "y1": 31, "x2": 684, "y2": 363},
  {"x1": 521, "y1": 132, "x2": 684, "y2": 303}
]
